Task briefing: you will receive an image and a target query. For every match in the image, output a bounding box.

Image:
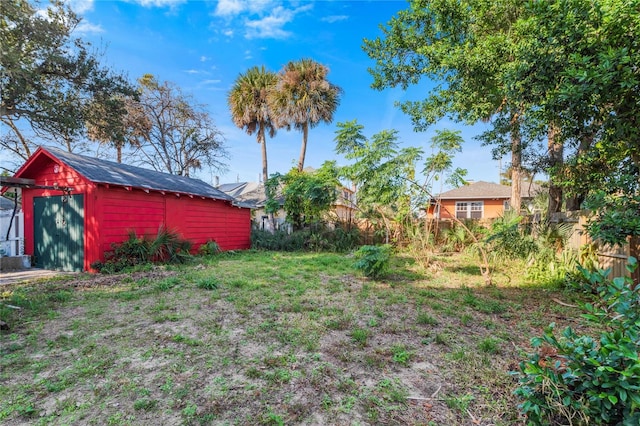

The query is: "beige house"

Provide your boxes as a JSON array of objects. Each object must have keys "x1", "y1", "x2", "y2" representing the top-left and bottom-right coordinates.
[{"x1": 218, "y1": 181, "x2": 357, "y2": 232}]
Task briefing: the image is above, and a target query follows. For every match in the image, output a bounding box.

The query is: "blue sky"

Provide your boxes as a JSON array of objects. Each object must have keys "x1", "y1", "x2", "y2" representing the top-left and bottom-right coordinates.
[{"x1": 71, "y1": 0, "x2": 500, "y2": 187}]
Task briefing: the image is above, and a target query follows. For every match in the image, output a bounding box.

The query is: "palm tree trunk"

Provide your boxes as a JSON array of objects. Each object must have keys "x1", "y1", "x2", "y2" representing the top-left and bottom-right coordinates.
[
  {"x1": 258, "y1": 127, "x2": 268, "y2": 183},
  {"x1": 297, "y1": 121, "x2": 309, "y2": 172}
]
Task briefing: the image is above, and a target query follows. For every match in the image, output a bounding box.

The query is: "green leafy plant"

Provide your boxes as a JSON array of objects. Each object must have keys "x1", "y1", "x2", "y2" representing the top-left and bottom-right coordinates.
[
  {"x1": 198, "y1": 240, "x2": 220, "y2": 256},
  {"x1": 440, "y1": 222, "x2": 471, "y2": 253},
  {"x1": 390, "y1": 344, "x2": 413, "y2": 366},
  {"x1": 196, "y1": 277, "x2": 220, "y2": 290},
  {"x1": 354, "y1": 244, "x2": 392, "y2": 279},
  {"x1": 350, "y1": 327, "x2": 369, "y2": 346},
  {"x1": 95, "y1": 227, "x2": 192, "y2": 273},
  {"x1": 266, "y1": 162, "x2": 340, "y2": 231},
  {"x1": 251, "y1": 229, "x2": 311, "y2": 251},
  {"x1": 525, "y1": 248, "x2": 578, "y2": 287},
  {"x1": 482, "y1": 212, "x2": 537, "y2": 260},
  {"x1": 516, "y1": 257, "x2": 640, "y2": 425}
]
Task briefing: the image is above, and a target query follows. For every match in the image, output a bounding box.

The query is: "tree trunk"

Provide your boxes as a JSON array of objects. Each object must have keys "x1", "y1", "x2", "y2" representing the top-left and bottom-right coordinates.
[
  {"x1": 3, "y1": 118, "x2": 31, "y2": 160},
  {"x1": 258, "y1": 126, "x2": 268, "y2": 184},
  {"x1": 565, "y1": 134, "x2": 592, "y2": 211},
  {"x1": 547, "y1": 123, "x2": 564, "y2": 215},
  {"x1": 297, "y1": 121, "x2": 309, "y2": 172},
  {"x1": 510, "y1": 124, "x2": 522, "y2": 213}
]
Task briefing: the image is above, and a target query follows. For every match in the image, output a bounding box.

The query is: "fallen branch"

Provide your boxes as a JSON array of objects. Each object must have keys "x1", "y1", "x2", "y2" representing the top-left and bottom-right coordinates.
[
  {"x1": 552, "y1": 298, "x2": 578, "y2": 308},
  {"x1": 431, "y1": 384, "x2": 442, "y2": 398},
  {"x1": 2, "y1": 303, "x2": 22, "y2": 310}
]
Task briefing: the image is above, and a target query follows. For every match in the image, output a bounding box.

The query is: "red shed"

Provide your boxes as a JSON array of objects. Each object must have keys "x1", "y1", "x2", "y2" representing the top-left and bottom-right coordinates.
[{"x1": 9, "y1": 146, "x2": 251, "y2": 272}]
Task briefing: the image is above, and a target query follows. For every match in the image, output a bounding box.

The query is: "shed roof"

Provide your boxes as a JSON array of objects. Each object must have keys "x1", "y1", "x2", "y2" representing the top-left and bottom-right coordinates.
[
  {"x1": 25, "y1": 146, "x2": 234, "y2": 202},
  {"x1": 436, "y1": 180, "x2": 543, "y2": 200}
]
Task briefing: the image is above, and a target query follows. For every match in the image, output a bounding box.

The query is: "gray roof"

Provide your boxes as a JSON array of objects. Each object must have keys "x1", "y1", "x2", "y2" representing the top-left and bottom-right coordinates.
[
  {"x1": 0, "y1": 196, "x2": 18, "y2": 210},
  {"x1": 218, "y1": 181, "x2": 284, "y2": 209},
  {"x1": 436, "y1": 180, "x2": 543, "y2": 200},
  {"x1": 41, "y1": 146, "x2": 233, "y2": 202}
]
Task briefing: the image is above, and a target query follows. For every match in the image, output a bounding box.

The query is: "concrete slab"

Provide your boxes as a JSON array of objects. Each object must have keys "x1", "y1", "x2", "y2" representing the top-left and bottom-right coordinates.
[{"x1": 0, "y1": 269, "x2": 76, "y2": 286}]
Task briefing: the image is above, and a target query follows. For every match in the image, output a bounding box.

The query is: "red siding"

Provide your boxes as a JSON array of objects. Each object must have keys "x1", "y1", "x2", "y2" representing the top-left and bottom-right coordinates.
[
  {"x1": 165, "y1": 196, "x2": 251, "y2": 251},
  {"x1": 95, "y1": 187, "x2": 251, "y2": 258},
  {"x1": 15, "y1": 148, "x2": 251, "y2": 272}
]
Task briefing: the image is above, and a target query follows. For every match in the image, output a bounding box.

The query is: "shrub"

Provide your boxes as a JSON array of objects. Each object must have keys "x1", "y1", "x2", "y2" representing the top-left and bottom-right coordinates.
[
  {"x1": 525, "y1": 248, "x2": 578, "y2": 287},
  {"x1": 515, "y1": 257, "x2": 640, "y2": 425},
  {"x1": 251, "y1": 229, "x2": 310, "y2": 251},
  {"x1": 354, "y1": 245, "x2": 392, "y2": 279},
  {"x1": 98, "y1": 227, "x2": 192, "y2": 273},
  {"x1": 198, "y1": 240, "x2": 220, "y2": 256},
  {"x1": 483, "y1": 212, "x2": 537, "y2": 260},
  {"x1": 251, "y1": 225, "x2": 360, "y2": 253}
]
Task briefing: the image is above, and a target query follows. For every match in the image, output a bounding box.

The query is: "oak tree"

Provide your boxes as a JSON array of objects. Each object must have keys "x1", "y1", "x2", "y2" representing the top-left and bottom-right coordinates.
[{"x1": 0, "y1": 0, "x2": 135, "y2": 166}]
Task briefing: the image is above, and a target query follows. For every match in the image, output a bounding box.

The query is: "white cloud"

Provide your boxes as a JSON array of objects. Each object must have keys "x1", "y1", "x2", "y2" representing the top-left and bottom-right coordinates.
[
  {"x1": 245, "y1": 8, "x2": 292, "y2": 39},
  {"x1": 202, "y1": 79, "x2": 222, "y2": 85},
  {"x1": 68, "y1": 0, "x2": 95, "y2": 14},
  {"x1": 244, "y1": 4, "x2": 311, "y2": 39},
  {"x1": 185, "y1": 69, "x2": 212, "y2": 75},
  {"x1": 321, "y1": 15, "x2": 348, "y2": 24},
  {"x1": 213, "y1": 1, "x2": 312, "y2": 40},
  {"x1": 133, "y1": 0, "x2": 188, "y2": 8},
  {"x1": 244, "y1": 50, "x2": 253, "y2": 60},
  {"x1": 214, "y1": 0, "x2": 246, "y2": 17},
  {"x1": 214, "y1": 0, "x2": 274, "y2": 17},
  {"x1": 74, "y1": 21, "x2": 104, "y2": 34},
  {"x1": 200, "y1": 56, "x2": 210, "y2": 62}
]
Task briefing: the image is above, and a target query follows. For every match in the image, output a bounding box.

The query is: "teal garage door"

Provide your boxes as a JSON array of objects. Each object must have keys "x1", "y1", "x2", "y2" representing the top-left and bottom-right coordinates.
[{"x1": 33, "y1": 195, "x2": 84, "y2": 272}]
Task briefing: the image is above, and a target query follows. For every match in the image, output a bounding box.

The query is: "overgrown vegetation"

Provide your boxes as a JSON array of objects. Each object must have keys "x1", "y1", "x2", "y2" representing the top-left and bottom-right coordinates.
[
  {"x1": 91, "y1": 227, "x2": 192, "y2": 273},
  {"x1": 265, "y1": 162, "x2": 340, "y2": 231},
  {"x1": 251, "y1": 222, "x2": 361, "y2": 253},
  {"x1": 516, "y1": 258, "x2": 640, "y2": 425},
  {"x1": 353, "y1": 244, "x2": 392, "y2": 279}
]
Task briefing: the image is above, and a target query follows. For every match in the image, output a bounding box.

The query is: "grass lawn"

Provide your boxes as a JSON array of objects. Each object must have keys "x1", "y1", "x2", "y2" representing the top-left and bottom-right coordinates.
[{"x1": 0, "y1": 250, "x2": 591, "y2": 425}]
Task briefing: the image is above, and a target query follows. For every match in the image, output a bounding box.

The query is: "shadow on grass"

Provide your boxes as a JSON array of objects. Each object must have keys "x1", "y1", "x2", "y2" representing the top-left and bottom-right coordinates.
[
  {"x1": 446, "y1": 265, "x2": 482, "y2": 276},
  {"x1": 388, "y1": 256, "x2": 427, "y2": 282}
]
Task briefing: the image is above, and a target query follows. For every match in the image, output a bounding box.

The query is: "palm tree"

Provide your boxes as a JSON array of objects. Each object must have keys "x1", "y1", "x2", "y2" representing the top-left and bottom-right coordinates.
[
  {"x1": 228, "y1": 66, "x2": 278, "y2": 183},
  {"x1": 269, "y1": 58, "x2": 342, "y2": 172}
]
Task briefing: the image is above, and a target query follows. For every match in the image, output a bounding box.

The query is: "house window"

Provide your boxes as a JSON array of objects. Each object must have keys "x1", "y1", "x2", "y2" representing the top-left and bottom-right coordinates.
[
  {"x1": 504, "y1": 200, "x2": 511, "y2": 211},
  {"x1": 456, "y1": 201, "x2": 484, "y2": 219}
]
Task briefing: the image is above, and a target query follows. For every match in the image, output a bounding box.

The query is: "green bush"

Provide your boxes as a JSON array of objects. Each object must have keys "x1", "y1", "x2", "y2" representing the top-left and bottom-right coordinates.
[
  {"x1": 515, "y1": 257, "x2": 640, "y2": 425},
  {"x1": 251, "y1": 225, "x2": 360, "y2": 253},
  {"x1": 95, "y1": 227, "x2": 192, "y2": 273},
  {"x1": 483, "y1": 212, "x2": 537, "y2": 260},
  {"x1": 525, "y1": 248, "x2": 578, "y2": 287},
  {"x1": 251, "y1": 229, "x2": 310, "y2": 251},
  {"x1": 198, "y1": 240, "x2": 221, "y2": 256},
  {"x1": 354, "y1": 245, "x2": 392, "y2": 279}
]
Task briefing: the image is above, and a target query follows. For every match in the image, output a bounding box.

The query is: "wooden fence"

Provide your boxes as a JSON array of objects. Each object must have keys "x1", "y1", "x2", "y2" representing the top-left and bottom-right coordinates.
[{"x1": 551, "y1": 210, "x2": 639, "y2": 284}]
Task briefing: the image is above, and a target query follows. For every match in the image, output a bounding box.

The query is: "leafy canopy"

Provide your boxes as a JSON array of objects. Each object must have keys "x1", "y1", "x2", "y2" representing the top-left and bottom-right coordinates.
[{"x1": 1, "y1": 0, "x2": 135, "y2": 163}]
